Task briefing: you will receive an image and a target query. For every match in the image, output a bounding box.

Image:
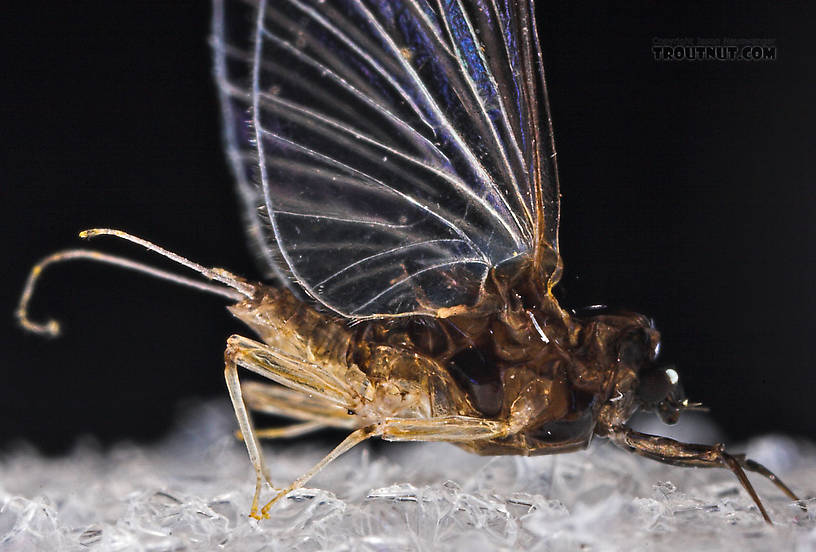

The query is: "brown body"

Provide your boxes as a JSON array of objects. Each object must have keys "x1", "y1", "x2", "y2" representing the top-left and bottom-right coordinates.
[
  {"x1": 229, "y1": 257, "x2": 655, "y2": 458},
  {"x1": 349, "y1": 264, "x2": 651, "y2": 457},
  {"x1": 220, "y1": 256, "x2": 800, "y2": 522}
]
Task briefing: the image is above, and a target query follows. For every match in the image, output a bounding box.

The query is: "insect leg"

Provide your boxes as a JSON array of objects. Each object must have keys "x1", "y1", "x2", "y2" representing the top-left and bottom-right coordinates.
[
  {"x1": 235, "y1": 381, "x2": 358, "y2": 441},
  {"x1": 255, "y1": 415, "x2": 511, "y2": 516},
  {"x1": 380, "y1": 416, "x2": 509, "y2": 442},
  {"x1": 224, "y1": 346, "x2": 274, "y2": 520},
  {"x1": 241, "y1": 380, "x2": 357, "y2": 429},
  {"x1": 226, "y1": 334, "x2": 359, "y2": 408},
  {"x1": 236, "y1": 421, "x2": 325, "y2": 441},
  {"x1": 608, "y1": 426, "x2": 800, "y2": 524},
  {"x1": 738, "y1": 456, "x2": 801, "y2": 503},
  {"x1": 259, "y1": 425, "x2": 380, "y2": 518},
  {"x1": 224, "y1": 334, "x2": 367, "y2": 518}
]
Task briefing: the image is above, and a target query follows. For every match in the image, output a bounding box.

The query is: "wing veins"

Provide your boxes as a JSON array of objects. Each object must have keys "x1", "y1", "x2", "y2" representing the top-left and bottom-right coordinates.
[
  {"x1": 482, "y1": 0, "x2": 537, "y2": 227},
  {"x1": 315, "y1": 238, "x2": 470, "y2": 287},
  {"x1": 212, "y1": 3, "x2": 286, "y2": 282},
  {"x1": 282, "y1": 0, "x2": 434, "y2": 131},
  {"x1": 258, "y1": 28, "x2": 448, "y2": 176},
  {"x1": 433, "y1": 0, "x2": 531, "y2": 241},
  {"x1": 272, "y1": 0, "x2": 521, "y2": 247},
  {"x1": 224, "y1": 0, "x2": 554, "y2": 316},
  {"x1": 259, "y1": 14, "x2": 522, "y2": 250},
  {"x1": 528, "y1": 0, "x2": 561, "y2": 254},
  {"x1": 350, "y1": 257, "x2": 487, "y2": 315},
  {"x1": 215, "y1": 40, "x2": 386, "y2": 140},
  {"x1": 272, "y1": 209, "x2": 416, "y2": 229},
  {"x1": 254, "y1": 0, "x2": 331, "y2": 307},
  {"x1": 350, "y1": 0, "x2": 525, "y2": 247},
  {"x1": 256, "y1": 126, "x2": 484, "y2": 258},
  {"x1": 257, "y1": 90, "x2": 496, "y2": 235}
]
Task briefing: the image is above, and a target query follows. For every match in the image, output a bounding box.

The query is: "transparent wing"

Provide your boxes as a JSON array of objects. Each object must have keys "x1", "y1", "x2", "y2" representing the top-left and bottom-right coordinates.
[{"x1": 213, "y1": 0, "x2": 560, "y2": 317}]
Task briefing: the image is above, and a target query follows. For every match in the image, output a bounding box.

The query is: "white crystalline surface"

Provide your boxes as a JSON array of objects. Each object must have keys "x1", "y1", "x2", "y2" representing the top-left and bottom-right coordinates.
[{"x1": 1, "y1": 402, "x2": 814, "y2": 552}]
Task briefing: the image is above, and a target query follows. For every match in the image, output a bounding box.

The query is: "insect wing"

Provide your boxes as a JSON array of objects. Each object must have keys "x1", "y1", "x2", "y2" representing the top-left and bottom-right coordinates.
[{"x1": 213, "y1": 0, "x2": 560, "y2": 317}]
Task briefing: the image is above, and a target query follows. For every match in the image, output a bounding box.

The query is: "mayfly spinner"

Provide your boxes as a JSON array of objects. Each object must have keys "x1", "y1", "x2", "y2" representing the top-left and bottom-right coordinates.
[{"x1": 18, "y1": 0, "x2": 801, "y2": 523}]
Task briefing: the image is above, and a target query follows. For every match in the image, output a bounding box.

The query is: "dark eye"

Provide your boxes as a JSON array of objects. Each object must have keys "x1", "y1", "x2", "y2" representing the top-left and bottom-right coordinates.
[
  {"x1": 637, "y1": 365, "x2": 679, "y2": 405},
  {"x1": 447, "y1": 347, "x2": 503, "y2": 417}
]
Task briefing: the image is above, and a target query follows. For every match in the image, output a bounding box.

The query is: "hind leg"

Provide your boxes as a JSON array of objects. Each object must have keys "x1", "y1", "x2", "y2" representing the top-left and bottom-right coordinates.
[
  {"x1": 258, "y1": 425, "x2": 380, "y2": 517},
  {"x1": 259, "y1": 415, "x2": 511, "y2": 515}
]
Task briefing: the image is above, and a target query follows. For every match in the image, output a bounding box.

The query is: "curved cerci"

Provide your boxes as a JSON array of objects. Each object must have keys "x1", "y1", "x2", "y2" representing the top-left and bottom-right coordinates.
[{"x1": 213, "y1": 0, "x2": 560, "y2": 318}]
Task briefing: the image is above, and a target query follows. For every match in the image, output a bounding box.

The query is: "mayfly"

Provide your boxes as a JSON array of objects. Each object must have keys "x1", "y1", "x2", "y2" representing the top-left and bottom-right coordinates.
[{"x1": 17, "y1": 0, "x2": 801, "y2": 523}]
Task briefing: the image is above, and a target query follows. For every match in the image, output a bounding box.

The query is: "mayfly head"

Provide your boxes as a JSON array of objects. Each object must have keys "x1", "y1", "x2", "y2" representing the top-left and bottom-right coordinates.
[
  {"x1": 636, "y1": 363, "x2": 684, "y2": 424},
  {"x1": 611, "y1": 323, "x2": 705, "y2": 426}
]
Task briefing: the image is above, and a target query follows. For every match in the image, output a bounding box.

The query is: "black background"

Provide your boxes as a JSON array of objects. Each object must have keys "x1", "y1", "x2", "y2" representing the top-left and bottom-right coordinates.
[{"x1": 2, "y1": 2, "x2": 814, "y2": 453}]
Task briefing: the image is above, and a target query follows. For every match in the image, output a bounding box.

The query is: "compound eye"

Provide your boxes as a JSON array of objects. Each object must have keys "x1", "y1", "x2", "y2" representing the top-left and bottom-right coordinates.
[{"x1": 637, "y1": 365, "x2": 678, "y2": 405}]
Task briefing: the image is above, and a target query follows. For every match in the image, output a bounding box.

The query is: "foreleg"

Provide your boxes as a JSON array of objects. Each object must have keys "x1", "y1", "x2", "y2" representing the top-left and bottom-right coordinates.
[{"x1": 608, "y1": 426, "x2": 801, "y2": 524}]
